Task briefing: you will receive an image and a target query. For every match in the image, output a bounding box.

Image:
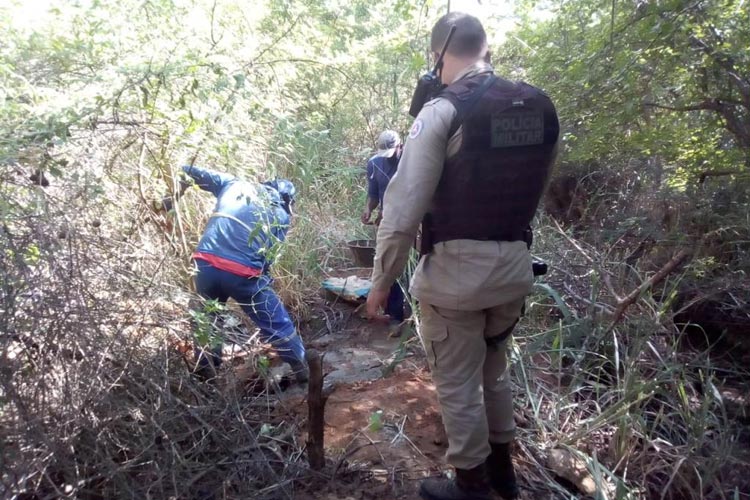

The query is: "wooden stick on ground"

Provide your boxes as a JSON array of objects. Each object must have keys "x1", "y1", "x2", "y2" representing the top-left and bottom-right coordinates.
[
  {"x1": 607, "y1": 248, "x2": 692, "y2": 331},
  {"x1": 306, "y1": 349, "x2": 326, "y2": 470},
  {"x1": 553, "y1": 219, "x2": 693, "y2": 329}
]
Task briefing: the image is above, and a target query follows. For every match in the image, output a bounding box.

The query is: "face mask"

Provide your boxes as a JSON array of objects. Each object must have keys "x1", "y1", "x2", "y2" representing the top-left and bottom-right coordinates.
[{"x1": 407, "y1": 25, "x2": 457, "y2": 118}]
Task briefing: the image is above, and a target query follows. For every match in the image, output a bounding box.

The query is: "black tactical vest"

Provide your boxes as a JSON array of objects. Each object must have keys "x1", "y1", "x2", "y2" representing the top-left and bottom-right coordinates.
[{"x1": 421, "y1": 72, "x2": 559, "y2": 253}]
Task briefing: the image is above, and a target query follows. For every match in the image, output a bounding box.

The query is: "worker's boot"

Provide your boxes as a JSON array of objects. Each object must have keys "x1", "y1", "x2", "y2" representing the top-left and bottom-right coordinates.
[
  {"x1": 486, "y1": 442, "x2": 519, "y2": 499},
  {"x1": 289, "y1": 360, "x2": 309, "y2": 384},
  {"x1": 418, "y1": 464, "x2": 491, "y2": 500}
]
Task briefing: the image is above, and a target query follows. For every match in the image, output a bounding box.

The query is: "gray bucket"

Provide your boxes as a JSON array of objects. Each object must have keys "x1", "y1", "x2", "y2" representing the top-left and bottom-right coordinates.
[{"x1": 347, "y1": 239, "x2": 376, "y2": 268}]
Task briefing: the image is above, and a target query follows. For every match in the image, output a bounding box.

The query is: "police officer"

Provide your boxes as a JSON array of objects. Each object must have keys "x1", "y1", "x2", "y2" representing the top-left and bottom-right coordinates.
[
  {"x1": 164, "y1": 165, "x2": 308, "y2": 383},
  {"x1": 366, "y1": 12, "x2": 559, "y2": 500},
  {"x1": 361, "y1": 130, "x2": 405, "y2": 323}
]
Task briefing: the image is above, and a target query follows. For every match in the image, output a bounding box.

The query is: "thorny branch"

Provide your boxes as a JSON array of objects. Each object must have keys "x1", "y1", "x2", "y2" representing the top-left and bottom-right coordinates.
[{"x1": 552, "y1": 220, "x2": 693, "y2": 328}]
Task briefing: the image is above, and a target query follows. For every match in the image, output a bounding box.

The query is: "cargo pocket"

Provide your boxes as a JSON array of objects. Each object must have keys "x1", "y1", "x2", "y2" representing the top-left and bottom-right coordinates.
[{"x1": 420, "y1": 304, "x2": 449, "y2": 369}]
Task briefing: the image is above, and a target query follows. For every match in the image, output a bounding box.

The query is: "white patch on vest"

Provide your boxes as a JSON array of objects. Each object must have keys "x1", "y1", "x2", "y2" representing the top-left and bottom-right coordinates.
[{"x1": 409, "y1": 119, "x2": 424, "y2": 139}]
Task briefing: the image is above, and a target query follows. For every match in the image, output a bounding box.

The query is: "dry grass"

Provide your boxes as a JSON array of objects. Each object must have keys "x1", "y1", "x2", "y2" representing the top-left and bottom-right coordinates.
[
  {"x1": 511, "y1": 213, "x2": 750, "y2": 500},
  {"x1": 0, "y1": 103, "x2": 377, "y2": 497},
  {"x1": 0, "y1": 153, "x2": 315, "y2": 500}
]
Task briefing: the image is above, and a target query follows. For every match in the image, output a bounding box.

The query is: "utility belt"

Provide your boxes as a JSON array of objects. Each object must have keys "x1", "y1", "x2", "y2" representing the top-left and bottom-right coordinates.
[
  {"x1": 420, "y1": 215, "x2": 532, "y2": 254},
  {"x1": 419, "y1": 218, "x2": 547, "y2": 277}
]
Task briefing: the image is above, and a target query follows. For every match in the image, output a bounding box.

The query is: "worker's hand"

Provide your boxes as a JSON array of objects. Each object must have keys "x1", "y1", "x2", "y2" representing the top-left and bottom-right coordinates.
[
  {"x1": 374, "y1": 213, "x2": 382, "y2": 226},
  {"x1": 361, "y1": 209, "x2": 372, "y2": 225},
  {"x1": 365, "y1": 288, "x2": 390, "y2": 323}
]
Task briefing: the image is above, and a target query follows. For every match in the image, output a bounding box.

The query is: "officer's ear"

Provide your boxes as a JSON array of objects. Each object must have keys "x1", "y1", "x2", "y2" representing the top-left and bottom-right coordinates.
[{"x1": 483, "y1": 49, "x2": 492, "y2": 64}]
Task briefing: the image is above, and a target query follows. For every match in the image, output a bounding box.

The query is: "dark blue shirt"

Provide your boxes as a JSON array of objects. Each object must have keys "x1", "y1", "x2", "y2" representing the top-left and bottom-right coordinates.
[{"x1": 366, "y1": 154, "x2": 400, "y2": 207}]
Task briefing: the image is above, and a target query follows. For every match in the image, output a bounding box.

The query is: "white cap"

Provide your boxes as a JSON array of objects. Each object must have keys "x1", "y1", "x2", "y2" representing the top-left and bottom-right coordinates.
[{"x1": 374, "y1": 130, "x2": 401, "y2": 158}]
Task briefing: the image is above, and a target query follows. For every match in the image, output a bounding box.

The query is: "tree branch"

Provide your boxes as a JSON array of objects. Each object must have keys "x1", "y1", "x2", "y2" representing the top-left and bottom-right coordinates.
[
  {"x1": 698, "y1": 170, "x2": 742, "y2": 184},
  {"x1": 689, "y1": 34, "x2": 750, "y2": 106},
  {"x1": 644, "y1": 100, "x2": 750, "y2": 149},
  {"x1": 248, "y1": 14, "x2": 303, "y2": 69},
  {"x1": 643, "y1": 100, "x2": 719, "y2": 112},
  {"x1": 715, "y1": 105, "x2": 750, "y2": 149},
  {"x1": 607, "y1": 248, "x2": 692, "y2": 331}
]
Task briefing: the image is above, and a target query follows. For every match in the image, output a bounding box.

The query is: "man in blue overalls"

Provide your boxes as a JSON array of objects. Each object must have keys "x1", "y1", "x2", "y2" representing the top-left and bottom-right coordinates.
[
  {"x1": 165, "y1": 165, "x2": 307, "y2": 382},
  {"x1": 361, "y1": 130, "x2": 405, "y2": 323}
]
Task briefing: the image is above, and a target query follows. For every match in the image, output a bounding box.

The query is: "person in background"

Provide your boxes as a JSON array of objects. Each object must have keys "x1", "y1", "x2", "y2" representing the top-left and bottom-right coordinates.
[
  {"x1": 361, "y1": 130, "x2": 405, "y2": 324},
  {"x1": 162, "y1": 165, "x2": 308, "y2": 383}
]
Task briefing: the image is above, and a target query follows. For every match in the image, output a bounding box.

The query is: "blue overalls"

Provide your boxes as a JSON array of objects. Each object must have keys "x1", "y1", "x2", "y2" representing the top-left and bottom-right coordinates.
[{"x1": 184, "y1": 166, "x2": 306, "y2": 372}]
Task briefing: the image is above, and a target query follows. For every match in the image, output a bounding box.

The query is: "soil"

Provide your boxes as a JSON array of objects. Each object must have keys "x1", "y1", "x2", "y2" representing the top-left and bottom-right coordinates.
[
  {"x1": 282, "y1": 267, "x2": 552, "y2": 499},
  {"x1": 282, "y1": 267, "x2": 448, "y2": 499}
]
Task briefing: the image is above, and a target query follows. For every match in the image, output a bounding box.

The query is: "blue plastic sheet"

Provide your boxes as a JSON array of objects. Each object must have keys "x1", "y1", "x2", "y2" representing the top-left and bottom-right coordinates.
[{"x1": 322, "y1": 276, "x2": 372, "y2": 302}]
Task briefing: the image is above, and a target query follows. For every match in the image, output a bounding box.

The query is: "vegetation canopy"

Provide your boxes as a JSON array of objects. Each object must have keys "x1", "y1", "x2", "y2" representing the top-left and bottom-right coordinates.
[{"x1": 1, "y1": 0, "x2": 748, "y2": 499}]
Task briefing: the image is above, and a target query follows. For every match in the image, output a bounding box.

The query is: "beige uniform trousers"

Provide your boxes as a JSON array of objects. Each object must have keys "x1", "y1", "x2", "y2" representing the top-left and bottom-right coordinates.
[{"x1": 420, "y1": 298, "x2": 523, "y2": 470}]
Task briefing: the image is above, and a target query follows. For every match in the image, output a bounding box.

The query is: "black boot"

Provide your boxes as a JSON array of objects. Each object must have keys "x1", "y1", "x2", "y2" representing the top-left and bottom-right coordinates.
[
  {"x1": 486, "y1": 442, "x2": 519, "y2": 499},
  {"x1": 193, "y1": 345, "x2": 222, "y2": 382},
  {"x1": 419, "y1": 464, "x2": 491, "y2": 500},
  {"x1": 293, "y1": 364, "x2": 309, "y2": 384}
]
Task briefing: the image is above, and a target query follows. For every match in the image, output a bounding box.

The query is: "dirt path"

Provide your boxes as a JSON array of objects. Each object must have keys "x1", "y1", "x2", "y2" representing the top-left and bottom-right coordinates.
[
  {"x1": 280, "y1": 268, "x2": 561, "y2": 499},
  {"x1": 281, "y1": 267, "x2": 449, "y2": 499}
]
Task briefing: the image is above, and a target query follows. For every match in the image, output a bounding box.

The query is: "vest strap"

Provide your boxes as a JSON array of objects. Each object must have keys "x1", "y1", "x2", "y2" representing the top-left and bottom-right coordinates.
[{"x1": 445, "y1": 74, "x2": 497, "y2": 138}]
